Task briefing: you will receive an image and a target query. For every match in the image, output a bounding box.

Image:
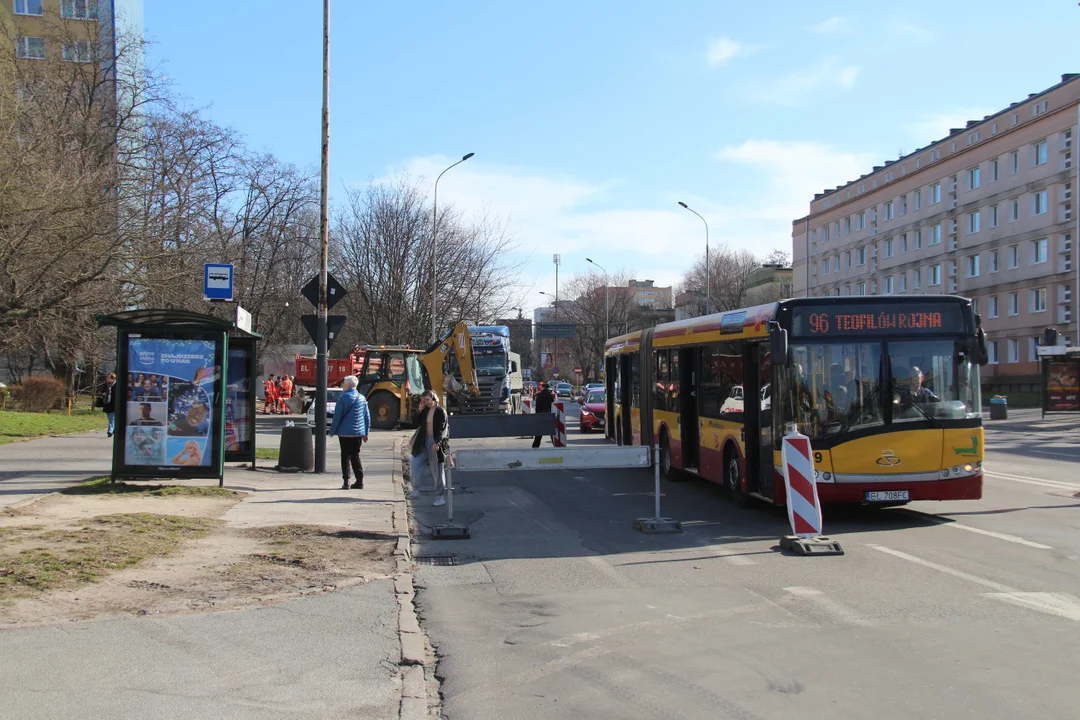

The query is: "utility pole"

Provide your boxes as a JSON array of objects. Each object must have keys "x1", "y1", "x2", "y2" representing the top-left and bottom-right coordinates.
[
  {"x1": 554, "y1": 254, "x2": 561, "y2": 375},
  {"x1": 314, "y1": 0, "x2": 330, "y2": 473}
]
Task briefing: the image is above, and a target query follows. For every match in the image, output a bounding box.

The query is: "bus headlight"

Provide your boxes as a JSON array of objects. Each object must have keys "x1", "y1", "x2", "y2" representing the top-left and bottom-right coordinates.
[{"x1": 963, "y1": 463, "x2": 974, "y2": 473}]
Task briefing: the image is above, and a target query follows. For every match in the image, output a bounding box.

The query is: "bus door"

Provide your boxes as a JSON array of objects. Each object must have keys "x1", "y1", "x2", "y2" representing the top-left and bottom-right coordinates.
[
  {"x1": 619, "y1": 354, "x2": 633, "y2": 444},
  {"x1": 741, "y1": 342, "x2": 771, "y2": 497},
  {"x1": 605, "y1": 356, "x2": 617, "y2": 442},
  {"x1": 678, "y1": 347, "x2": 699, "y2": 470}
]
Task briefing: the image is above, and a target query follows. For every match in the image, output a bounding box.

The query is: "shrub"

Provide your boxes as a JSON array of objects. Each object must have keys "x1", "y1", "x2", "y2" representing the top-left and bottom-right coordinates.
[{"x1": 9, "y1": 376, "x2": 67, "y2": 413}]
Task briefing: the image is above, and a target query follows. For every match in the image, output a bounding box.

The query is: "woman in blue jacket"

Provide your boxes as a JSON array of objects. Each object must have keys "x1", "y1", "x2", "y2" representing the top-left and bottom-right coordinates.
[{"x1": 328, "y1": 376, "x2": 371, "y2": 490}]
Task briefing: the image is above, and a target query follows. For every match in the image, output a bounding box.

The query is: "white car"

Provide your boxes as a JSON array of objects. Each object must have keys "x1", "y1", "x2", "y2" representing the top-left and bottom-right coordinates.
[{"x1": 307, "y1": 388, "x2": 343, "y2": 434}]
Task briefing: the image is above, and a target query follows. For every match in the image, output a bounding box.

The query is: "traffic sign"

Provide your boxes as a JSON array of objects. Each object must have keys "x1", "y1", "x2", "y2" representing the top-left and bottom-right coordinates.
[
  {"x1": 301, "y1": 273, "x2": 347, "y2": 311},
  {"x1": 301, "y1": 315, "x2": 347, "y2": 352},
  {"x1": 574, "y1": 366, "x2": 582, "y2": 375},
  {"x1": 204, "y1": 264, "x2": 234, "y2": 301}
]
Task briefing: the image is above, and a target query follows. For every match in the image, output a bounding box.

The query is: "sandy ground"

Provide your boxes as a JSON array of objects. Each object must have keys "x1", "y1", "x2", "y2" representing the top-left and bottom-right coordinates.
[{"x1": 0, "y1": 492, "x2": 397, "y2": 627}]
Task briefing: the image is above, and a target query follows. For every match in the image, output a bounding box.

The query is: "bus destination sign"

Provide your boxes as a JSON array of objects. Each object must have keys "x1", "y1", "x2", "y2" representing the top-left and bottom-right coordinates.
[{"x1": 791, "y1": 304, "x2": 964, "y2": 337}]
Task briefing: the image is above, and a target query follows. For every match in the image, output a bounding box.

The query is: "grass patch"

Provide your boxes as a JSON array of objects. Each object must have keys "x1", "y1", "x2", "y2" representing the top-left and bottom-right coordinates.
[
  {"x1": 0, "y1": 513, "x2": 218, "y2": 596},
  {"x1": 255, "y1": 447, "x2": 280, "y2": 460},
  {"x1": 0, "y1": 408, "x2": 107, "y2": 445},
  {"x1": 61, "y1": 477, "x2": 240, "y2": 498}
]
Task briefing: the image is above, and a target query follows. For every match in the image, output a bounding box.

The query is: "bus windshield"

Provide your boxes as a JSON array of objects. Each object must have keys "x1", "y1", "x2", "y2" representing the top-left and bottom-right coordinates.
[{"x1": 789, "y1": 339, "x2": 980, "y2": 440}]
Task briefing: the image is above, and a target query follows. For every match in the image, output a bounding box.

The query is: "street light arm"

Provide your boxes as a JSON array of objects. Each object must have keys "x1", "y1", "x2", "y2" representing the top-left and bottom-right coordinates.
[
  {"x1": 678, "y1": 201, "x2": 711, "y2": 315},
  {"x1": 431, "y1": 152, "x2": 476, "y2": 342}
]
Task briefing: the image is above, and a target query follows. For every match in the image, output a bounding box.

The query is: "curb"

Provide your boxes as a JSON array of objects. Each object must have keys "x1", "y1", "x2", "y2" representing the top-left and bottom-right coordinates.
[{"x1": 391, "y1": 438, "x2": 436, "y2": 720}]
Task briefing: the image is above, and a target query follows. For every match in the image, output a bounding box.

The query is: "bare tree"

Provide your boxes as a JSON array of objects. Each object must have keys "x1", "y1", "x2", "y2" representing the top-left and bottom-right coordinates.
[
  {"x1": 679, "y1": 246, "x2": 761, "y2": 316},
  {"x1": 560, "y1": 269, "x2": 637, "y2": 382}
]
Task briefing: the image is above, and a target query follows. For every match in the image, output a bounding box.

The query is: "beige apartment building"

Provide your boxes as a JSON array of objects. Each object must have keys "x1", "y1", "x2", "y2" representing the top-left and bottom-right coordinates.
[{"x1": 792, "y1": 74, "x2": 1080, "y2": 396}]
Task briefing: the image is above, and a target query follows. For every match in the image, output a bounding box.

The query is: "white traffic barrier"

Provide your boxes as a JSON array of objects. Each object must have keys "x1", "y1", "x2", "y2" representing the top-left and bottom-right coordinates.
[
  {"x1": 779, "y1": 423, "x2": 843, "y2": 555},
  {"x1": 522, "y1": 397, "x2": 533, "y2": 414},
  {"x1": 453, "y1": 445, "x2": 649, "y2": 471},
  {"x1": 553, "y1": 401, "x2": 567, "y2": 447}
]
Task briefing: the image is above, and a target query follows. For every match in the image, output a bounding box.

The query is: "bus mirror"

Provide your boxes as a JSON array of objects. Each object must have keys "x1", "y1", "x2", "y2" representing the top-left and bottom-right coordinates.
[
  {"x1": 975, "y1": 327, "x2": 989, "y2": 366},
  {"x1": 769, "y1": 322, "x2": 790, "y2": 367}
]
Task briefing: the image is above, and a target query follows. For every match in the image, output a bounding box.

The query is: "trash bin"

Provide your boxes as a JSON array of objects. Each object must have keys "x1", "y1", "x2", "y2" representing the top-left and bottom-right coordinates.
[
  {"x1": 989, "y1": 396, "x2": 1007, "y2": 420},
  {"x1": 278, "y1": 425, "x2": 314, "y2": 472}
]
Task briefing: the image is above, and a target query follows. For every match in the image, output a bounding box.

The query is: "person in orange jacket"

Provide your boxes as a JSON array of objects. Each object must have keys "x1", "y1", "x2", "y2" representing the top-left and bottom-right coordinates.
[
  {"x1": 278, "y1": 374, "x2": 293, "y2": 414},
  {"x1": 264, "y1": 374, "x2": 279, "y2": 414}
]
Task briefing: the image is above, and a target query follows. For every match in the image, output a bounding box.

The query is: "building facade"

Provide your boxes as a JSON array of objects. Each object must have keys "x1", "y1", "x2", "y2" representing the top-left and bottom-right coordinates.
[
  {"x1": 626, "y1": 279, "x2": 673, "y2": 309},
  {"x1": 742, "y1": 264, "x2": 794, "y2": 306},
  {"x1": 793, "y1": 74, "x2": 1080, "y2": 396}
]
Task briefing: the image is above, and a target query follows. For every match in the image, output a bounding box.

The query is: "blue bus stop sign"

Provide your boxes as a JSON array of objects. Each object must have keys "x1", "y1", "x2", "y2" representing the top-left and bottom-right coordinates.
[{"x1": 204, "y1": 264, "x2": 234, "y2": 301}]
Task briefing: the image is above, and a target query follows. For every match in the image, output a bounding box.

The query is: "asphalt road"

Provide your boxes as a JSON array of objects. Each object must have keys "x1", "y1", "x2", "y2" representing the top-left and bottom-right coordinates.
[{"x1": 409, "y1": 411, "x2": 1080, "y2": 720}]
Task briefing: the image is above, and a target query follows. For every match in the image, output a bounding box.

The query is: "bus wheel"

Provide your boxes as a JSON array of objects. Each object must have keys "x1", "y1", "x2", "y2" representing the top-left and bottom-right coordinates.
[
  {"x1": 660, "y1": 431, "x2": 678, "y2": 480},
  {"x1": 616, "y1": 422, "x2": 623, "y2": 446},
  {"x1": 725, "y1": 449, "x2": 750, "y2": 507},
  {"x1": 369, "y1": 392, "x2": 400, "y2": 430}
]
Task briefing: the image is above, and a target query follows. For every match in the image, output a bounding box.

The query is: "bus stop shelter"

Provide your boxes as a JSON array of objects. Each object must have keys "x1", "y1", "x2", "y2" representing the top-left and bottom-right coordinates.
[
  {"x1": 96, "y1": 309, "x2": 262, "y2": 485},
  {"x1": 1038, "y1": 345, "x2": 1080, "y2": 416}
]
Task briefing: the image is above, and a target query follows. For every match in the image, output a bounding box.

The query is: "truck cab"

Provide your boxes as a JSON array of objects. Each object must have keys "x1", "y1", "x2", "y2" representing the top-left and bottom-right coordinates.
[{"x1": 457, "y1": 326, "x2": 522, "y2": 414}]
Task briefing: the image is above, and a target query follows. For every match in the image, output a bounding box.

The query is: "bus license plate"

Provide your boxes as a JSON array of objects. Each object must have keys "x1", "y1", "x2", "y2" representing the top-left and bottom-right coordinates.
[{"x1": 865, "y1": 490, "x2": 909, "y2": 502}]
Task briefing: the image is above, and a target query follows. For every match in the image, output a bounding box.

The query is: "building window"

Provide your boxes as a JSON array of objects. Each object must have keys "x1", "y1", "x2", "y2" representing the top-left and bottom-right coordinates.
[
  {"x1": 856, "y1": 247, "x2": 866, "y2": 266},
  {"x1": 931, "y1": 183, "x2": 941, "y2": 204},
  {"x1": 1032, "y1": 238, "x2": 1048, "y2": 264},
  {"x1": 885, "y1": 201, "x2": 894, "y2": 220},
  {"x1": 913, "y1": 189, "x2": 921, "y2": 211},
  {"x1": 1035, "y1": 140, "x2": 1048, "y2": 166},
  {"x1": 844, "y1": 217, "x2": 851, "y2": 235},
  {"x1": 856, "y1": 212, "x2": 865, "y2": 231},
  {"x1": 60, "y1": 0, "x2": 98, "y2": 20},
  {"x1": 821, "y1": 259, "x2": 830, "y2": 276},
  {"x1": 1034, "y1": 190, "x2": 1048, "y2": 215},
  {"x1": 1008, "y1": 244, "x2": 1019, "y2": 269},
  {"x1": 899, "y1": 195, "x2": 907, "y2": 215},
  {"x1": 988, "y1": 340, "x2": 999, "y2": 364},
  {"x1": 1009, "y1": 197, "x2": 1020, "y2": 222},
  {"x1": 948, "y1": 260, "x2": 958, "y2": 278},
  {"x1": 990, "y1": 250, "x2": 999, "y2": 273},
  {"x1": 930, "y1": 224, "x2": 942, "y2": 245},
  {"x1": 930, "y1": 265, "x2": 942, "y2": 286},
  {"x1": 62, "y1": 41, "x2": 92, "y2": 63},
  {"x1": 15, "y1": 36, "x2": 46, "y2": 60},
  {"x1": 989, "y1": 295, "x2": 999, "y2": 318},
  {"x1": 884, "y1": 237, "x2": 894, "y2": 258},
  {"x1": 856, "y1": 282, "x2": 866, "y2": 296},
  {"x1": 1007, "y1": 339, "x2": 1019, "y2": 363},
  {"x1": 990, "y1": 204, "x2": 999, "y2": 228},
  {"x1": 966, "y1": 255, "x2": 980, "y2": 277},
  {"x1": 834, "y1": 221, "x2": 840, "y2": 239},
  {"x1": 844, "y1": 251, "x2": 851, "y2": 270},
  {"x1": 968, "y1": 211, "x2": 980, "y2": 234},
  {"x1": 1008, "y1": 292, "x2": 1019, "y2": 316},
  {"x1": 990, "y1": 159, "x2": 999, "y2": 183},
  {"x1": 968, "y1": 167, "x2": 980, "y2": 190},
  {"x1": 832, "y1": 255, "x2": 840, "y2": 272},
  {"x1": 914, "y1": 229, "x2": 922, "y2": 250},
  {"x1": 823, "y1": 225, "x2": 830, "y2": 242},
  {"x1": 14, "y1": 0, "x2": 43, "y2": 14},
  {"x1": 898, "y1": 273, "x2": 907, "y2": 292},
  {"x1": 1031, "y1": 288, "x2": 1047, "y2": 313},
  {"x1": 1011, "y1": 151, "x2": 1020, "y2": 174},
  {"x1": 899, "y1": 233, "x2": 907, "y2": 253}
]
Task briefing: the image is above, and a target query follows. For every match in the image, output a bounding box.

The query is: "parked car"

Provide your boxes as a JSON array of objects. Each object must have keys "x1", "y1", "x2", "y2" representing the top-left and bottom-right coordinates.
[
  {"x1": 579, "y1": 390, "x2": 606, "y2": 432},
  {"x1": 307, "y1": 388, "x2": 343, "y2": 433}
]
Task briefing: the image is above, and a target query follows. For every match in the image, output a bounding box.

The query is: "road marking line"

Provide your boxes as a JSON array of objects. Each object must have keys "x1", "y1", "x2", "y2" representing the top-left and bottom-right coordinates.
[
  {"x1": 984, "y1": 471, "x2": 1080, "y2": 492},
  {"x1": 783, "y1": 586, "x2": 872, "y2": 626},
  {"x1": 986, "y1": 592, "x2": 1080, "y2": 622},
  {"x1": 546, "y1": 602, "x2": 762, "y2": 649},
  {"x1": 1031, "y1": 450, "x2": 1080, "y2": 458},
  {"x1": 584, "y1": 555, "x2": 635, "y2": 586},
  {"x1": 725, "y1": 556, "x2": 757, "y2": 566},
  {"x1": 784, "y1": 586, "x2": 821, "y2": 596},
  {"x1": 868, "y1": 544, "x2": 1017, "y2": 593},
  {"x1": 902, "y1": 510, "x2": 1053, "y2": 550},
  {"x1": 506, "y1": 498, "x2": 553, "y2": 533}
]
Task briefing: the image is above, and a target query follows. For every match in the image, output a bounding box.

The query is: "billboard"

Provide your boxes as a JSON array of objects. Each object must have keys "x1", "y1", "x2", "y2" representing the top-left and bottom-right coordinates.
[
  {"x1": 1047, "y1": 359, "x2": 1080, "y2": 412},
  {"x1": 116, "y1": 334, "x2": 225, "y2": 478}
]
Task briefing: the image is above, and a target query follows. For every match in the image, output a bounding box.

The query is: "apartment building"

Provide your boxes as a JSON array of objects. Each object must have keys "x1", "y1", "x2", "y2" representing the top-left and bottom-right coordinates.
[
  {"x1": 626, "y1": 279, "x2": 673, "y2": 309},
  {"x1": 792, "y1": 74, "x2": 1080, "y2": 395}
]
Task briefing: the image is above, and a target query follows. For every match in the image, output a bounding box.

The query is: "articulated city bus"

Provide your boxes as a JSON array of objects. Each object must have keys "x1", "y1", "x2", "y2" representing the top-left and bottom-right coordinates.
[{"x1": 604, "y1": 296, "x2": 989, "y2": 506}]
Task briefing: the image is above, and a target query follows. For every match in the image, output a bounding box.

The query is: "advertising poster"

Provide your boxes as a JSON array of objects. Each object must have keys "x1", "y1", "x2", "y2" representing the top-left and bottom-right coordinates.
[
  {"x1": 1047, "y1": 360, "x2": 1080, "y2": 412},
  {"x1": 224, "y1": 345, "x2": 253, "y2": 456},
  {"x1": 124, "y1": 337, "x2": 220, "y2": 469}
]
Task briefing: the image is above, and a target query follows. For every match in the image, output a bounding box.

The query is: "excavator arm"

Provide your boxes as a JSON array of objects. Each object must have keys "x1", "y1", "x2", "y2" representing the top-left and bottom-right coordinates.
[{"x1": 420, "y1": 321, "x2": 479, "y2": 407}]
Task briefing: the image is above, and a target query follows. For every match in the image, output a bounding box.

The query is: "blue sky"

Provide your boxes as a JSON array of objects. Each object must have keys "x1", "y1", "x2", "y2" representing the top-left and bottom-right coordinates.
[{"x1": 146, "y1": 1, "x2": 1080, "y2": 315}]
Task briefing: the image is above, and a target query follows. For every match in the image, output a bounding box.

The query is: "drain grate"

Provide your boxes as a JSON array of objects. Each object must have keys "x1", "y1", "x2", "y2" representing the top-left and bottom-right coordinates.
[{"x1": 415, "y1": 554, "x2": 457, "y2": 566}]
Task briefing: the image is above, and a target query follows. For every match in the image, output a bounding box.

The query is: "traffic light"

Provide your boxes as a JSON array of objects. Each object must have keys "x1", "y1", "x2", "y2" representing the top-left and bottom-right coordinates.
[{"x1": 1044, "y1": 327, "x2": 1059, "y2": 347}]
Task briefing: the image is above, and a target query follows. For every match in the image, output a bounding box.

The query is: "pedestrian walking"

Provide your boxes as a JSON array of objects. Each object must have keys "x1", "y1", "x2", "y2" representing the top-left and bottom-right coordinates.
[
  {"x1": 328, "y1": 375, "x2": 371, "y2": 490},
  {"x1": 100, "y1": 372, "x2": 117, "y2": 438},
  {"x1": 263, "y1": 374, "x2": 278, "y2": 414},
  {"x1": 532, "y1": 381, "x2": 556, "y2": 448},
  {"x1": 408, "y1": 390, "x2": 448, "y2": 506}
]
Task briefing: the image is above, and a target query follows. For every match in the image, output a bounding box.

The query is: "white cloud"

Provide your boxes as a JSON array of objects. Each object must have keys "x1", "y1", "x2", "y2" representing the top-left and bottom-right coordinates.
[
  {"x1": 749, "y1": 56, "x2": 861, "y2": 105},
  {"x1": 706, "y1": 36, "x2": 759, "y2": 68},
  {"x1": 810, "y1": 16, "x2": 852, "y2": 35},
  {"x1": 890, "y1": 18, "x2": 934, "y2": 44},
  {"x1": 908, "y1": 107, "x2": 992, "y2": 147}
]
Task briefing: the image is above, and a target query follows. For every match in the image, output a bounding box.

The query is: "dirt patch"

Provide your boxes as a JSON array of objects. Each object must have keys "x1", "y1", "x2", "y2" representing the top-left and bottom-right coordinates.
[{"x1": 0, "y1": 490, "x2": 397, "y2": 627}]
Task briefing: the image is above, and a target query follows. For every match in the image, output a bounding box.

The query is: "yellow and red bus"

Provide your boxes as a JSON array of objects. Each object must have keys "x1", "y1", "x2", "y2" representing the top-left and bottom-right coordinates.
[{"x1": 604, "y1": 296, "x2": 989, "y2": 506}]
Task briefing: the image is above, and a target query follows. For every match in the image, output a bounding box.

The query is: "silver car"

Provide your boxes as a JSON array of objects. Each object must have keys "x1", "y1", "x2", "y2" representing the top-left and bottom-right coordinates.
[{"x1": 306, "y1": 388, "x2": 343, "y2": 434}]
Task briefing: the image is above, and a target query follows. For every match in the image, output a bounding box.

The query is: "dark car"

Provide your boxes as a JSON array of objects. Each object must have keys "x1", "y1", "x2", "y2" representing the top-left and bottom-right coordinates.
[
  {"x1": 578, "y1": 390, "x2": 606, "y2": 432},
  {"x1": 555, "y1": 382, "x2": 573, "y2": 400}
]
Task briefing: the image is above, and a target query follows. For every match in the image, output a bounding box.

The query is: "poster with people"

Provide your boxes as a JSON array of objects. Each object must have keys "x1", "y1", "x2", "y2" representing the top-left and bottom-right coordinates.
[
  {"x1": 124, "y1": 337, "x2": 220, "y2": 468},
  {"x1": 1047, "y1": 360, "x2": 1080, "y2": 412}
]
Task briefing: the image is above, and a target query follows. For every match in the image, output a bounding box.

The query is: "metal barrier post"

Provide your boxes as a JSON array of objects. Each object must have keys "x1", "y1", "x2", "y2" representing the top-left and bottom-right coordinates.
[
  {"x1": 432, "y1": 453, "x2": 470, "y2": 539},
  {"x1": 633, "y1": 445, "x2": 681, "y2": 534}
]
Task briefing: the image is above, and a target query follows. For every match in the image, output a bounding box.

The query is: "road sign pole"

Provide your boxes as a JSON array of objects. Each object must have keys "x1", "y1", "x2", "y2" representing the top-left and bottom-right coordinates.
[{"x1": 314, "y1": 0, "x2": 330, "y2": 474}]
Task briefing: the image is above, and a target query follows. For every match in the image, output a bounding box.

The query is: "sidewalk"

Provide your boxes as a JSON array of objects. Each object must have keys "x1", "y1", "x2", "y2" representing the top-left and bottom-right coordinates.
[{"x1": 0, "y1": 429, "x2": 434, "y2": 720}]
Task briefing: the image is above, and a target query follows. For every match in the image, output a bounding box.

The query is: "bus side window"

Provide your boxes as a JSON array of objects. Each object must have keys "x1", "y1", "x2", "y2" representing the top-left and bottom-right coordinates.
[{"x1": 654, "y1": 350, "x2": 669, "y2": 413}]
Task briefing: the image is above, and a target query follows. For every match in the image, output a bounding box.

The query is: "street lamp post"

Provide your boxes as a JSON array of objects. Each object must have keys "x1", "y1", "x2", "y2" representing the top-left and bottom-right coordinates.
[
  {"x1": 431, "y1": 152, "x2": 475, "y2": 343},
  {"x1": 586, "y1": 258, "x2": 609, "y2": 342},
  {"x1": 539, "y1": 291, "x2": 554, "y2": 377},
  {"x1": 678, "y1": 201, "x2": 710, "y2": 315}
]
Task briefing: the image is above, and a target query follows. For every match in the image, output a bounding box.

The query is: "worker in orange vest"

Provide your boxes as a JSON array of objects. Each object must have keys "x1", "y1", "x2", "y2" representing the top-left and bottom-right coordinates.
[
  {"x1": 263, "y1": 374, "x2": 279, "y2": 415},
  {"x1": 278, "y1": 375, "x2": 293, "y2": 414}
]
